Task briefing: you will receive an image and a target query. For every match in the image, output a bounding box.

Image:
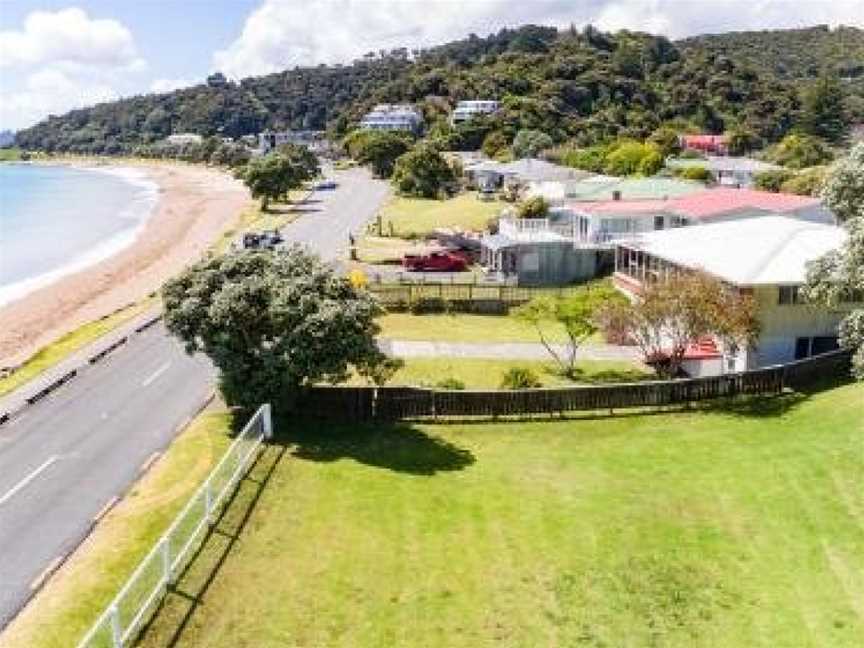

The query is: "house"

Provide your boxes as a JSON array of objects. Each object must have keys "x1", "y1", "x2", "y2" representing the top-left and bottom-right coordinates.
[
  {"x1": 165, "y1": 133, "x2": 203, "y2": 146},
  {"x1": 359, "y1": 104, "x2": 423, "y2": 132},
  {"x1": 464, "y1": 158, "x2": 580, "y2": 192},
  {"x1": 666, "y1": 155, "x2": 782, "y2": 188},
  {"x1": 450, "y1": 100, "x2": 500, "y2": 125},
  {"x1": 679, "y1": 134, "x2": 728, "y2": 155},
  {"x1": 257, "y1": 130, "x2": 325, "y2": 154},
  {"x1": 527, "y1": 176, "x2": 703, "y2": 206},
  {"x1": 612, "y1": 216, "x2": 856, "y2": 375}
]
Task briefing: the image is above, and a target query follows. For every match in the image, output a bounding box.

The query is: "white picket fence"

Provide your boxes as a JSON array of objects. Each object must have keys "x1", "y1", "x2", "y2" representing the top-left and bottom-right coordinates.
[{"x1": 76, "y1": 404, "x2": 272, "y2": 648}]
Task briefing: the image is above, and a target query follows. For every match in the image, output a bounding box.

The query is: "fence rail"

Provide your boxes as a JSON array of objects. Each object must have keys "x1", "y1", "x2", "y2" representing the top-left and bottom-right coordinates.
[
  {"x1": 76, "y1": 404, "x2": 273, "y2": 648},
  {"x1": 299, "y1": 350, "x2": 851, "y2": 422},
  {"x1": 366, "y1": 282, "x2": 587, "y2": 312}
]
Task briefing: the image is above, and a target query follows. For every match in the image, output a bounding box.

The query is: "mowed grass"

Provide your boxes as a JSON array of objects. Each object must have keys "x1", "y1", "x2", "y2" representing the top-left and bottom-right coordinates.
[
  {"x1": 377, "y1": 193, "x2": 505, "y2": 237},
  {"x1": 377, "y1": 312, "x2": 575, "y2": 344},
  {"x1": 2, "y1": 407, "x2": 233, "y2": 648},
  {"x1": 0, "y1": 299, "x2": 154, "y2": 397},
  {"x1": 364, "y1": 357, "x2": 650, "y2": 389},
  {"x1": 135, "y1": 382, "x2": 864, "y2": 648}
]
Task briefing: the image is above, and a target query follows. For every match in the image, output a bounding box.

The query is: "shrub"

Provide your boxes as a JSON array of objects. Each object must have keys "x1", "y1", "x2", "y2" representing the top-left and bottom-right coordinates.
[
  {"x1": 753, "y1": 169, "x2": 795, "y2": 192},
  {"x1": 517, "y1": 195, "x2": 549, "y2": 219},
  {"x1": 435, "y1": 377, "x2": 466, "y2": 390},
  {"x1": 766, "y1": 133, "x2": 834, "y2": 170},
  {"x1": 780, "y1": 167, "x2": 829, "y2": 196},
  {"x1": 512, "y1": 129, "x2": 554, "y2": 159},
  {"x1": 604, "y1": 141, "x2": 663, "y2": 176},
  {"x1": 561, "y1": 144, "x2": 610, "y2": 173},
  {"x1": 408, "y1": 297, "x2": 448, "y2": 314},
  {"x1": 500, "y1": 366, "x2": 542, "y2": 390},
  {"x1": 676, "y1": 166, "x2": 711, "y2": 181}
]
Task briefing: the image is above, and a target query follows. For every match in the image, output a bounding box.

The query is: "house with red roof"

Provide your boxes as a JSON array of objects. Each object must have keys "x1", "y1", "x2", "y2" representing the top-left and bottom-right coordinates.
[{"x1": 679, "y1": 134, "x2": 729, "y2": 155}]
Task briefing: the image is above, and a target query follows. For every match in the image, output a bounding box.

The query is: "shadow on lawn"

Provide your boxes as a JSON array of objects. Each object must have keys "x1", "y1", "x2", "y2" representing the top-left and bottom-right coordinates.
[{"x1": 276, "y1": 419, "x2": 475, "y2": 475}]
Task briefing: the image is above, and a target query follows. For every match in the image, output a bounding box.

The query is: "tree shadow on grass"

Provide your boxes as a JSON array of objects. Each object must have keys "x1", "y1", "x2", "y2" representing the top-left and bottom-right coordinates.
[{"x1": 275, "y1": 418, "x2": 475, "y2": 476}]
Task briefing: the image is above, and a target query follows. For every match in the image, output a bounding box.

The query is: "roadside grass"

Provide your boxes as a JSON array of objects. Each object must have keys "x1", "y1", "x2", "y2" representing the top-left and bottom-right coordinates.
[
  {"x1": 132, "y1": 381, "x2": 864, "y2": 648},
  {"x1": 376, "y1": 193, "x2": 504, "y2": 238},
  {"x1": 1, "y1": 406, "x2": 233, "y2": 648},
  {"x1": 0, "y1": 298, "x2": 154, "y2": 398},
  {"x1": 377, "y1": 312, "x2": 578, "y2": 344},
  {"x1": 212, "y1": 188, "x2": 310, "y2": 254},
  {"x1": 353, "y1": 236, "x2": 427, "y2": 265},
  {"x1": 362, "y1": 357, "x2": 650, "y2": 389},
  {"x1": 0, "y1": 148, "x2": 23, "y2": 162}
]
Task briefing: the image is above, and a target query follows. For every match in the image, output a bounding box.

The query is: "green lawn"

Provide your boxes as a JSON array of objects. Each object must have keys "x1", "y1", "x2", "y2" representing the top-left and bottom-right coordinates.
[
  {"x1": 0, "y1": 147, "x2": 24, "y2": 161},
  {"x1": 3, "y1": 408, "x2": 232, "y2": 648},
  {"x1": 376, "y1": 193, "x2": 505, "y2": 237},
  {"x1": 377, "y1": 312, "x2": 576, "y2": 344},
  {"x1": 131, "y1": 381, "x2": 863, "y2": 648}
]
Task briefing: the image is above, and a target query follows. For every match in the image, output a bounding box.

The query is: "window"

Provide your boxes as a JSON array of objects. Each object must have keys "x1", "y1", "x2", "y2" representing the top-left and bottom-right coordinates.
[
  {"x1": 795, "y1": 337, "x2": 811, "y2": 360},
  {"x1": 778, "y1": 285, "x2": 801, "y2": 305},
  {"x1": 811, "y1": 337, "x2": 839, "y2": 355},
  {"x1": 670, "y1": 215, "x2": 688, "y2": 228},
  {"x1": 654, "y1": 215, "x2": 665, "y2": 230}
]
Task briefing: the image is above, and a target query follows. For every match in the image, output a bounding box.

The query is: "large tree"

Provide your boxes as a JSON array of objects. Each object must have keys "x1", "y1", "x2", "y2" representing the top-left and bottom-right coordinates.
[
  {"x1": 238, "y1": 148, "x2": 319, "y2": 209},
  {"x1": 162, "y1": 247, "x2": 388, "y2": 411},
  {"x1": 800, "y1": 75, "x2": 848, "y2": 143},
  {"x1": 600, "y1": 272, "x2": 759, "y2": 378},
  {"x1": 803, "y1": 145, "x2": 864, "y2": 378},
  {"x1": 390, "y1": 144, "x2": 455, "y2": 198},
  {"x1": 344, "y1": 130, "x2": 412, "y2": 178}
]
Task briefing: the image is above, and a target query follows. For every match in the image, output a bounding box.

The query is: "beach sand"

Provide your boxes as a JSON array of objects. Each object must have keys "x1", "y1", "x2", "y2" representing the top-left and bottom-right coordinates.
[{"x1": 0, "y1": 163, "x2": 251, "y2": 366}]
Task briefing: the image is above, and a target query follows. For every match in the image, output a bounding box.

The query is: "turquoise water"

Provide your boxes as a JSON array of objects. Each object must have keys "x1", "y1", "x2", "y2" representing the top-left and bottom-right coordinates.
[{"x1": 0, "y1": 164, "x2": 157, "y2": 306}]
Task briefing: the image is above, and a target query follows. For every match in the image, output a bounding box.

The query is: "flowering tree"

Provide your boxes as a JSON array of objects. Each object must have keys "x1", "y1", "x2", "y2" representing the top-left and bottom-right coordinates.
[{"x1": 821, "y1": 143, "x2": 864, "y2": 223}]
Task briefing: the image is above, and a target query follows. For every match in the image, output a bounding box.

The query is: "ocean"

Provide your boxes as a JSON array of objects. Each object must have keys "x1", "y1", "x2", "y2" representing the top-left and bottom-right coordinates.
[{"x1": 0, "y1": 164, "x2": 158, "y2": 307}]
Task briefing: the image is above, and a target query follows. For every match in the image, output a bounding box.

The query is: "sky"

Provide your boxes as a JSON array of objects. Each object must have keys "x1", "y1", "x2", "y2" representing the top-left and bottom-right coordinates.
[{"x1": 1, "y1": 0, "x2": 862, "y2": 131}]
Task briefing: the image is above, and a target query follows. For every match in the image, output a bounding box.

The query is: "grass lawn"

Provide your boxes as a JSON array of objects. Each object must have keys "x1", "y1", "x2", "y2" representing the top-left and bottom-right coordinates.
[
  {"x1": 376, "y1": 193, "x2": 505, "y2": 238},
  {"x1": 2, "y1": 406, "x2": 233, "y2": 648},
  {"x1": 377, "y1": 312, "x2": 578, "y2": 344},
  {"x1": 130, "y1": 381, "x2": 863, "y2": 648},
  {"x1": 369, "y1": 357, "x2": 650, "y2": 389},
  {"x1": 0, "y1": 299, "x2": 154, "y2": 398},
  {"x1": 353, "y1": 236, "x2": 427, "y2": 265},
  {"x1": 0, "y1": 147, "x2": 23, "y2": 161}
]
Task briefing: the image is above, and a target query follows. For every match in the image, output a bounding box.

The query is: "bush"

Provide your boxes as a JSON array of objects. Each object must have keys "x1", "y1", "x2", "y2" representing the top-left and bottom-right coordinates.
[
  {"x1": 512, "y1": 129, "x2": 554, "y2": 159},
  {"x1": 676, "y1": 166, "x2": 711, "y2": 181},
  {"x1": 766, "y1": 133, "x2": 834, "y2": 170},
  {"x1": 517, "y1": 196, "x2": 549, "y2": 219},
  {"x1": 780, "y1": 166, "x2": 829, "y2": 196},
  {"x1": 408, "y1": 297, "x2": 449, "y2": 314},
  {"x1": 500, "y1": 366, "x2": 542, "y2": 390},
  {"x1": 604, "y1": 141, "x2": 663, "y2": 176},
  {"x1": 753, "y1": 169, "x2": 795, "y2": 192},
  {"x1": 435, "y1": 377, "x2": 466, "y2": 390},
  {"x1": 561, "y1": 144, "x2": 609, "y2": 172}
]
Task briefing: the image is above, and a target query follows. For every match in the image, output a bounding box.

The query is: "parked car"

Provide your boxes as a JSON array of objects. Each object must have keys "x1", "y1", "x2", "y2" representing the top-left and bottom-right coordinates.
[
  {"x1": 237, "y1": 229, "x2": 283, "y2": 251},
  {"x1": 402, "y1": 250, "x2": 469, "y2": 272},
  {"x1": 314, "y1": 179, "x2": 338, "y2": 190}
]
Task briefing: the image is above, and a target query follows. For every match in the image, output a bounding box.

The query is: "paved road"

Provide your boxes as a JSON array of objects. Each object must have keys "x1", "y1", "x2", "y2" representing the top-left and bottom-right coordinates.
[{"x1": 0, "y1": 166, "x2": 389, "y2": 630}]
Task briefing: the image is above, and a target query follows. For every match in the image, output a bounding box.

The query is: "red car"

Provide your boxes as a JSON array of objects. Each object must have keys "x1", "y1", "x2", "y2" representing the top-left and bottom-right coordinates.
[{"x1": 402, "y1": 250, "x2": 469, "y2": 272}]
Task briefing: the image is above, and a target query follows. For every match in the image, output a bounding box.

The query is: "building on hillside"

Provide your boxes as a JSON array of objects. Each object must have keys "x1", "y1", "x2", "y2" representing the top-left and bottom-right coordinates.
[
  {"x1": 527, "y1": 176, "x2": 704, "y2": 206},
  {"x1": 612, "y1": 216, "x2": 857, "y2": 376},
  {"x1": 679, "y1": 134, "x2": 728, "y2": 155},
  {"x1": 464, "y1": 158, "x2": 580, "y2": 193},
  {"x1": 450, "y1": 100, "x2": 500, "y2": 125},
  {"x1": 257, "y1": 130, "x2": 325, "y2": 154},
  {"x1": 165, "y1": 133, "x2": 203, "y2": 146},
  {"x1": 359, "y1": 104, "x2": 423, "y2": 132},
  {"x1": 666, "y1": 156, "x2": 781, "y2": 188}
]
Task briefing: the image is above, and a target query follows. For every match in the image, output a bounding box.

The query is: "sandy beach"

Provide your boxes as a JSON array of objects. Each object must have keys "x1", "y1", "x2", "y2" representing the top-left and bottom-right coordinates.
[{"x1": 0, "y1": 162, "x2": 251, "y2": 366}]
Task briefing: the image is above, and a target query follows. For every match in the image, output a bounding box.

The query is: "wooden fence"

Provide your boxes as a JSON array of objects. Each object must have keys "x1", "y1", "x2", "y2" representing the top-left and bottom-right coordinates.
[
  {"x1": 297, "y1": 349, "x2": 851, "y2": 422},
  {"x1": 366, "y1": 283, "x2": 586, "y2": 313}
]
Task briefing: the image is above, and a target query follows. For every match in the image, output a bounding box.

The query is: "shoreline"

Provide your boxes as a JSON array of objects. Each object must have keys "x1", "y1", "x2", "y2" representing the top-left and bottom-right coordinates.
[{"x1": 0, "y1": 161, "x2": 251, "y2": 366}]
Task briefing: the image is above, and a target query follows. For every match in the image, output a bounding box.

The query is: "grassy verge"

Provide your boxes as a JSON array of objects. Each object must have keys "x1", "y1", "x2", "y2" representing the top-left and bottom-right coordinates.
[
  {"x1": 212, "y1": 189, "x2": 310, "y2": 254},
  {"x1": 355, "y1": 357, "x2": 650, "y2": 389},
  {"x1": 1, "y1": 405, "x2": 234, "y2": 648},
  {"x1": 377, "y1": 312, "x2": 577, "y2": 344},
  {"x1": 0, "y1": 299, "x2": 154, "y2": 398},
  {"x1": 375, "y1": 193, "x2": 504, "y2": 238},
  {"x1": 0, "y1": 147, "x2": 24, "y2": 162},
  {"x1": 134, "y1": 382, "x2": 863, "y2": 647}
]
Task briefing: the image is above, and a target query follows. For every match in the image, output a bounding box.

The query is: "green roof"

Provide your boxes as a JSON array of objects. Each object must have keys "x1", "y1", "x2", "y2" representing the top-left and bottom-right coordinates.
[{"x1": 565, "y1": 176, "x2": 704, "y2": 202}]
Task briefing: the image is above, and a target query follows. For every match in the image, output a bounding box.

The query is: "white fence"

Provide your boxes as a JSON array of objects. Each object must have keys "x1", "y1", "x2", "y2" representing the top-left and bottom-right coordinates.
[{"x1": 76, "y1": 404, "x2": 273, "y2": 648}]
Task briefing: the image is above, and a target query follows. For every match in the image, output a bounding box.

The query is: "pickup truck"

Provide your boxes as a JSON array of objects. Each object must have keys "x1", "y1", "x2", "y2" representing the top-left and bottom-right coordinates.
[{"x1": 402, "y1": 250, "x2": 469, "y2": 272}]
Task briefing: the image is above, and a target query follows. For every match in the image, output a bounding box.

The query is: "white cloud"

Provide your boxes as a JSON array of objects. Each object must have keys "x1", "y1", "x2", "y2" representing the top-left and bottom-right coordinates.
[
  {"x1": 0, "y1": 7, "x2": 142, "y2": 69},
  {"x1": 214, "y1": 0, "x2": 864, "y2": 78},
  {"x1": 149, "y1": 78, "x2": 195, "y2": 93}
]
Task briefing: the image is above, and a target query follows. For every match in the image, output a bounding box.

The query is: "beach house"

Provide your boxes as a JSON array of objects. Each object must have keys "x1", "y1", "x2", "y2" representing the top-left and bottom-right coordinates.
[
  {"x1": 450, "y1": 100, "x2": 500, "y2": 125},
  {"x1": 612, "y1": 216, "x2": 856, "y2": 376},
  {"x1": 359, "y1": 104, "x2": 423, "y2": 133}
]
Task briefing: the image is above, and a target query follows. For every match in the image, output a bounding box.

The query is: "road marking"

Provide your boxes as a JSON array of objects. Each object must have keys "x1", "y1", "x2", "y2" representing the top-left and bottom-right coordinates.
[
  {"x1": 92, "y1": 495, "x2": 119, "y2": 523},
  {"x1": 0, "y1": 455, "x2": 59, "y2": 507},
  {"x1": 139, "y1": 451, "x2": 161, "y2": 473},
  {"x1": 141, "y1": 361, "x2": 171, "y2": 387},
  {"x1": 30, "y1": 555, "x2": 64, "y2": 591}
]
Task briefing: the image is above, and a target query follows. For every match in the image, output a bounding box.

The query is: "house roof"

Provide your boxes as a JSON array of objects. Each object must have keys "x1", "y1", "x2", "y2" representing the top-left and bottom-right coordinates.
[
  {"x1": 565, "y1": 177, "x2": 704, "y2": 202},
  {"x1": 621, "y1": 216, "x2": 847, "y2": 286},
  {"x1": 668, "y1": 188, "x2": 820, "y2": 219},
  {"x1": 666, "y1": 156, "x2": 781, "y2": 174},
  {"x1": 497, "y1": 158, "x2": 579, "y2": 182}
]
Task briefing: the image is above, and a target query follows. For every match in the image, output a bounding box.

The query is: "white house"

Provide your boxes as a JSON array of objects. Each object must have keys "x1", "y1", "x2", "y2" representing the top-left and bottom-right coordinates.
[
  {"x1": 450, "y1": 100, "x2": 500, "y2": 125},
  {"x1": 612, "y1": 216, "x2": 856, "y2": 376},
  {"x1": 666, "y1": 156, "x2": 782, "y2": 188},
  {"x1": 165, "y1": 133, "x2": 203, "y2": 146},
  {"x1": 359, "y1": 104, "x2": 423, "y2": 132},
  {"x1": 257, "y1": 130, "x2": 324, "y2": 154}
]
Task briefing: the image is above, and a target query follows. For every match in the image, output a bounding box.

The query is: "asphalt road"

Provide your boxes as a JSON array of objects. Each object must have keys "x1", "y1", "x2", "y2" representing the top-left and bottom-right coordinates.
[{"x1": 0, "y1": 166, "x2": 389, "y2": 630}]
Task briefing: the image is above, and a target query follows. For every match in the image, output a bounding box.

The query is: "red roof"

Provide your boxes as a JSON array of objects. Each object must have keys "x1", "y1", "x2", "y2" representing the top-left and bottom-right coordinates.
[
  {"x1": 574, "y1": 199, "x2": 673, "y2": 215},
  {"x1": 681, "y1": 134, "x2": 728, "y2": 146},
  {"x1": 669, "y1": 188, "x2": 820, "y2": 219}
]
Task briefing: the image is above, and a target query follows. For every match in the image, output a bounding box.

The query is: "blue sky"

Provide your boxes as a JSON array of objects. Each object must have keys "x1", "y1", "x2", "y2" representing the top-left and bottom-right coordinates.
[{"x1": 1, "y1": 0, "x2": 862, "y2": 131}]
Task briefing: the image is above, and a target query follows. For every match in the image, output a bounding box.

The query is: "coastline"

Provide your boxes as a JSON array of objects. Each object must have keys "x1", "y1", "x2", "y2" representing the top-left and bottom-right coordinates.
[{"x1": 0, "y1": 161, "x2": 251, "y2": 366}]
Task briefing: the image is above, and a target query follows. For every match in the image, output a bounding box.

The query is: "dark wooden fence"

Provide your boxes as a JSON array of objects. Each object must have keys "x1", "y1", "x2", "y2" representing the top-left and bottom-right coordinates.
[
  {"x1": 366, "y1": 283, "x2": 585, "y2": 313},
  {"x1": 298, "y1": 349, "x2": 851, "y2": 422}
]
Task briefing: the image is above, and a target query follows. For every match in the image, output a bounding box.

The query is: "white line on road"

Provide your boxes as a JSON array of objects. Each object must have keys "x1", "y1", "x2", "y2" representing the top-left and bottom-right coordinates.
[
  {"x1": 0, "y1": 455, "x2": 59, "y2": 507},
  {"x1": 141, "y1": 361, "x2": 172, "y2": 387}
]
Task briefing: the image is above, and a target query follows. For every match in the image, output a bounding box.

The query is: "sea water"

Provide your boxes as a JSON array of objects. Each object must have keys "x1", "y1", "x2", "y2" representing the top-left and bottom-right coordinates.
[{"x1": 0, "y1": 164, "x2": 158, "y2": 307}]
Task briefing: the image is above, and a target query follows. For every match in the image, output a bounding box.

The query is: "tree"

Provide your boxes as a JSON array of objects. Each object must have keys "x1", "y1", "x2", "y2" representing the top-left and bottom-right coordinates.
[
  {"x1": 481, "y1": 130, "x2": 509, "y2": 158},
  {"x1": 599, "y1": 272, "x2": 759, "y2": 378},
  {"x1": 803, "y1": 149, "x2": 864, "y2": 378},
  {"x1": 726, "y1": 126, "x2": 762, "y2": 155},
  {"x1": 513, "y1": 283, "x2": 622, "y2": 377},
  {"x1": 511, "y1": 129, "x2": 553, "y2": 159},
  {"x1": 391, "y1": 144, "x2": 455, "y2": 198},
  {"x1": 753, "y1": 169, "x2": 795, "y2": 192},
  {"x1": 766, "y1": 133, "x2": 833, "y2": 169},
  {"x1": 237, "y1": 150, "x2": 319, "y2": 209},
  {"x1": 516, "y1": 195, "x2": 549, "y2": 219},
  {"x1": 820, "y1": 143, "x2": 864, "y2": 223},
  {"x1": 604, "y1": 141, "x2": 662, "y2": 176},
  {"x1": 800, "y1": 75, "x2": 848, "y2": 143},
  {"x1": 162, "y1": 248, "x2": 389, "y2": 411},
  {"x1": 647, "y1": 126, "x2": 681, "y2": 157},
  {"x1": 344, "y1": 130, "x2": 412, "y2": 177}
]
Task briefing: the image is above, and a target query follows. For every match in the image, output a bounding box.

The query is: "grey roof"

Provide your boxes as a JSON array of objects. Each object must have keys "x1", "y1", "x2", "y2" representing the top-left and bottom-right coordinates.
[
  {"x1": 666, "y1": 156, "x2": 781, "y2": 174},
  {"x1": 498, "y1": 158, "x2": 581, "y2": 182}
]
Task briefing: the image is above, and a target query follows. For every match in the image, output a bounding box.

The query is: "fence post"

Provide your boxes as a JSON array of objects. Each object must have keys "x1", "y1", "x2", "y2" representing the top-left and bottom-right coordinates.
[
  {"x1": 110, "y1": 604, "x2": 122, "y2": 648},
  {"x1": 261, "y1": 403, "x2": 273, "y2": 440}
]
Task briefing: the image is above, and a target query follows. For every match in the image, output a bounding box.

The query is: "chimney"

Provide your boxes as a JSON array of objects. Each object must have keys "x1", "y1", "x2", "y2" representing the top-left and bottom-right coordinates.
[{"x1": 612, "y1": 190, "x2": 621, "y2": 201}]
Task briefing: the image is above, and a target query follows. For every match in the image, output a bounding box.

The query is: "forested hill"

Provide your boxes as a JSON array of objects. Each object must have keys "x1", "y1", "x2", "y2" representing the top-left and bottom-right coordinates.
[{"x1": 14, "y1": 24, "x2": 864, "y2": 155}]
